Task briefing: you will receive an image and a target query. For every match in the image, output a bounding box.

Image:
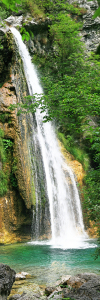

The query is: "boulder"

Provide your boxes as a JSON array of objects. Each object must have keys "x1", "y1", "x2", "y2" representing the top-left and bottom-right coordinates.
[
  {"x1": 44, "y1": 273, "x2": 100, "y2": 300},
  {"x1": 67, "y1": 275, "x2": 85, "y2": 288},
  {"x1": 63, "y1": 273, "x2": 100, "y2": 300},
  {"x1": 0, "y1": 264, "x2": 16, "y2": 300}
]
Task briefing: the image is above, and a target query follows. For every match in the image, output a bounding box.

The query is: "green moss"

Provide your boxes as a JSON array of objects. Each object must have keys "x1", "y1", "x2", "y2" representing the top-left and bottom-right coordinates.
[
  {"x1": 30, "y1": 156, "x2": 36, "y2": 206},
  {"x1": 0, "y1": 129, "x2": 8, "y2": 196},
  {"x1": 10, "y1": 172, "x2": 18, "y2": 188},
  {"x1": 0, "y1": 170, "x2": 8, "y2": 196},
  {"x1": 31, "y1": 180, "x2": 36, "y2": 206},
  {"x1": 0, "y1": 129, "x2": 6, "y2": 163},
  {"x1": 12, "y1": 157, "x2": 18, "y2": 173},
  {"x1": 0, "y1": 127, "x2": 19, "y2": 194},
  {"x1": 0, "y1": 113, "x2": 12, "y2": 125},
  {"x1": 57, "y1": 131, "x2": 90, "y2": 171}
]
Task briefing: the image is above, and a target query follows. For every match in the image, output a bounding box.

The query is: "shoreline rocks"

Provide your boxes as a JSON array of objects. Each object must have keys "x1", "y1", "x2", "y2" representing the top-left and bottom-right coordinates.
[
  {"x1": 0, "y1": 264, "x2": 16, "y2": 300},
  {"x1": 7, "y1": 270, "x2": 100, "y2": 300},
  {"x1": 45, "y1": 273, "x2": 100, "y2": 300},
  {"x1": 0, "y1": 264, "x2": 99, "y2": 300},
  {"x1": 15, "y1": 272, "x2": 31, "y2": 281}
]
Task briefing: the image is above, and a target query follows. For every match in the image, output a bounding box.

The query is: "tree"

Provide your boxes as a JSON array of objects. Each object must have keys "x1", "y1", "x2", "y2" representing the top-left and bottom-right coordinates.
[
  {"x1": 1, "y1": 0, "x2": 21, "y2": 11},
  {"x1": 49, "y1": 12, "x2": 83, "y2": 79}
]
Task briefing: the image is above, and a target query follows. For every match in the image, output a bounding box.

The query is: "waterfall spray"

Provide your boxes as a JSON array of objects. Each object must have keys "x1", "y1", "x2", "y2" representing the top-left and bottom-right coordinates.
[{"x1": 11, "y1": 27, "x2": 88, "y2": 248}]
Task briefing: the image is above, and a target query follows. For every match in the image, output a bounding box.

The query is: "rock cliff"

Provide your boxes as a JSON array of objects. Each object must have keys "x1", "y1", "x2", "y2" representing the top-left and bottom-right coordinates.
[
  {"x1": 0, "y1": 29, "x2": 34, "y2": 244},
  {"x1": 0, "y1": 25, "x2": 51, "y2": 243}
]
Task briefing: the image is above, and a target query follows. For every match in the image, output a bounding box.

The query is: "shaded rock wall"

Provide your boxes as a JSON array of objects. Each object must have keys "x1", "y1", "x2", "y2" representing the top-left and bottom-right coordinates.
[
  {"x1": 0, "y1": 30, "x2": 35, "y2": 244},
  {"x1": 0, "y1": 27, "x2": 51, "y2": 244},
  {"x1": 8, "y1": 29, "x2": 51, "y2": 241}
]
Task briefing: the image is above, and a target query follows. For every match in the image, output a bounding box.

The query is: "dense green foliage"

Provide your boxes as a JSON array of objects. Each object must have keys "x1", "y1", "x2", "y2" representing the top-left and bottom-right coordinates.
[
  {"x1": 0, "y1": 0, "x2": 53, "y2": 17},
  {"x1": 0, "y1": 127, "x2": 17, "y2": 195},
  {"x1": 0, "y1": 129, "x2": 8, "y2": 196},
  {"x1": 37, "y1": 68, "x2": 100, "y2": 233},
  {"x1": 32, "y1": 3, "x2": 100, "y2": 237},
  {"x1": 0, "y1": 0, "x2": 21, "y2": 12}
]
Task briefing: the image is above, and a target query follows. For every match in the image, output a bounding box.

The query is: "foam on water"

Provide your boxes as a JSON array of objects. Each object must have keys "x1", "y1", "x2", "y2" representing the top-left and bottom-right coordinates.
[{"x1": 28, "y1": 238, "x2": 97, "y2": 249}]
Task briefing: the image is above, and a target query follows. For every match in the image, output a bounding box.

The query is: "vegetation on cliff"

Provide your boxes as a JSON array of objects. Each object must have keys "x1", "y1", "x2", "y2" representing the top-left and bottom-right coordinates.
[
  {"x1": 0, "y1": 128, "x2": 8, "y2": 196},
  {"x1": 32, "y1": 8, "x2": 100, "y2": 236},
  {"x1": 0, "y1": 126, "x2": 18, "y2": 196}
]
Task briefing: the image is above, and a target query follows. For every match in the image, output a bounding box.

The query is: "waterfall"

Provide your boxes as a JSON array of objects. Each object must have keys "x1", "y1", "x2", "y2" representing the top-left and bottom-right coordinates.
[{"x1": 11, "y1": 27, "x2": 88, "y2": 249}]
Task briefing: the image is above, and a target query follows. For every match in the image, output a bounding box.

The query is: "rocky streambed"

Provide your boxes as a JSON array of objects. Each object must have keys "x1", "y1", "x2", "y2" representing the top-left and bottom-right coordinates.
[{"x1": 0, "y1": 264, "x2": 100, "y2": 300}]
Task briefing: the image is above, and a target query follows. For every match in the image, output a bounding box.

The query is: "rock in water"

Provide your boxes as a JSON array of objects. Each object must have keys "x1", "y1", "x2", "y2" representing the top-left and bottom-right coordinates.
[{"x1": 0, "y1": 264, "x2": 16, "y2": 300}]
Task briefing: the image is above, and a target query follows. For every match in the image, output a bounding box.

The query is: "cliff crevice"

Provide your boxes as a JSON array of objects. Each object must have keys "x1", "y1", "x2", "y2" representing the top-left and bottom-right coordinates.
[{"x1": 0, "y1": 30, "x2": 35, "y2": 244}]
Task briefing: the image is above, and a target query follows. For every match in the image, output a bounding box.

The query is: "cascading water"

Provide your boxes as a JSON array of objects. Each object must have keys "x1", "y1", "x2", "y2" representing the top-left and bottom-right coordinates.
[{"x1": 11, "y1": 27, "x2": 89, "y2": 248}]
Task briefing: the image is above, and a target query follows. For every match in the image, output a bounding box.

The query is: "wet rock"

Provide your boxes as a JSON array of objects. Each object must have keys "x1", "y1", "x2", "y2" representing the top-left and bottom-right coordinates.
[
  {"x1": 0, "y1": 264, "x2": 16, "y2": 300},
  {"x1": 55, "y1": 275, "x2": 71, "y2": 286},
  {"x1": 5, "y1": 15, "x2": 23, "y2": 27},
  {"x1": 15, "y1": 272, "x2": 31, "y2": 280}
]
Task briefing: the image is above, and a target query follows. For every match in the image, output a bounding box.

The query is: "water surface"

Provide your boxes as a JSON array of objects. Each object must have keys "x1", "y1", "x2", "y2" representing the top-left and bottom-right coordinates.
[{"x1": 0, "y1": 241, "x2": 99, "y2": 285}]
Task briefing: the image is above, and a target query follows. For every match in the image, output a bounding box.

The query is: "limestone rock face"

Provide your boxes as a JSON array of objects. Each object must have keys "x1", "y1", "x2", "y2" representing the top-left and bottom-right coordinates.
[
  {"x1": 68, "y1": 0, "x2": 100, "y2": 53},
  {"x1": 4, "y1": 14, "x2": 51, "y2": 57},
  {"x1": 0, "y1": 26, "x2": 51, "y2": 244},
  {"x1": 0, "y1": 30, "x2": 34, "y2": 244}
]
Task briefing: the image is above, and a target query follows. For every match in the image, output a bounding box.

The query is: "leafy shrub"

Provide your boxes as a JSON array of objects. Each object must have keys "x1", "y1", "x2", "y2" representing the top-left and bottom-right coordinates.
[
  {"x1": 0, "y1": 0, "x2": 10, "y2": 19},
  {"x1": 21, "y1": 0, "x2": 45, "y2": 18}
]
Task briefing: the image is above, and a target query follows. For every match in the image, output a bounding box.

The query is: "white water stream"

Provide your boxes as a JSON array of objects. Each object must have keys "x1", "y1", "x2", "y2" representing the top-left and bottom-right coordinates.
[{"x1": 11, "y1": 27, "x2": 94, "y2": 249}]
